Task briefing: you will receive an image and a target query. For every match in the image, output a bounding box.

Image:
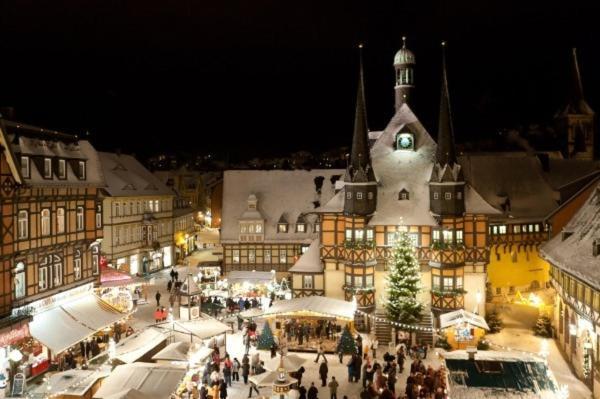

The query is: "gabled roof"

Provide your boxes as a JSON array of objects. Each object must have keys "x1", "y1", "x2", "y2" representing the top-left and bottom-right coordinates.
[
  {"x1": 289, "y1": 240, "x2": 322, "y2": 273},
  {"x1": 541, "y1": 183, "x2": 600, "y2": 290},
  {"x1": 221, "y1": 169, "x2": 342, "y2": 243},
  {"x1": 98, "y1": 152, "x2": 173, "y2": 197}
]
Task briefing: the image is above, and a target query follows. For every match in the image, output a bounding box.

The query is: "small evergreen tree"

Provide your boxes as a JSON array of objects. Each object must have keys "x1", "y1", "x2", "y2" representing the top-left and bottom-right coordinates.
[
  {"x1": 337, "y1": 326, "x2": 357, "y2": 355},
  {"x1": 476, "y1": 339, "x2": 490, "y2": 350},
  {"x1": 485, "y1": 310, "x2": 504, "y2": 333},
  {"x1": 533, "y1": 314, "x2": 553, "y2": 337},
  {"x1": 434, "y1": 332, "x2": 452, "y2": 350},
  {"x1": 257, "y1": 322, "x2": 276, "y2": 350},
  {"x1": 385, "y1": 232, "x2": 423, "y2": 325}
]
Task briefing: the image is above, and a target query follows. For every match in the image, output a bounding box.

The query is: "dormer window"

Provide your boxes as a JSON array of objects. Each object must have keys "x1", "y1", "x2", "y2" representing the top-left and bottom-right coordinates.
[
  {"x1": 278, "y1": 223, "x2": 288, "y2": 233},
  {"x1": 297, "y1": 224, "x2": 306, "y2": 233},
  {"x1": 395, "y1": 132, "x2": 414, "y2": 151},
  {"x1": 58, "y1": 159, "x2": 66, "y2": 179},
  {"x1": 256, "y1": 223, "x2": 263, "y2": 233},
  {"x1": 43, "y1": 158, "x2": 52, "y2": 178},
  {"x1": 20, "y1": 156, "x2": 30, "y2": 178},
  {"x1": 398, "y1": 189, "x2": 409, "y2": 200},
  {"x1": 78, "y1": 160, "x2": 86, "y2": 180}
]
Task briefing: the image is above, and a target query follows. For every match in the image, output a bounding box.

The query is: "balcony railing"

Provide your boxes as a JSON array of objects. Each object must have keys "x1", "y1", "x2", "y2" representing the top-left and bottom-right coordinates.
[
  {"x1": 431, "y1": 291, "x2": 465, "y2": 310},
  {"x1": 429, "y1": 248, "x2": 465, "y2": 266}
]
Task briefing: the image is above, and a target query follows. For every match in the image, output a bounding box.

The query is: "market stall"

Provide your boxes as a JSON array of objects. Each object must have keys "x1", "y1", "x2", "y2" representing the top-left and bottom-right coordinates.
[
  {"x1": 179, "y1": 274, "x2": 202, "y2": 321},
  {"x1": 262, "y1": 296, "x2": 356, "y2": 353},
  {"x1": 98, "y1": 266, "x2": 149, "y2": 312},
  {"x1": 93, "y1": 363, "x2": 186, "y2": 399},
  {"x1": 227, "y1": 270, "x2": 277, "y2": 298},
  {"x1": 112, "y1": 328, "x2": 169, "y2": 365},
  {"x1": 439, "y1": 309, "x2": 490, "y2": 349},
  {"x1": 28, "y1": 369, "x2": 109, "y2": 399},
  {"x1": 158, "y1": 318, "x2": 231, "y2": 355}
]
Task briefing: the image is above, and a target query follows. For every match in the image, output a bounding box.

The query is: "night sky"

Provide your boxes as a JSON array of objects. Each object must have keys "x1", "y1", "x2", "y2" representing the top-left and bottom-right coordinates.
[{"x1": 0, "y1": 1, "x2": 598, "y2": 161}]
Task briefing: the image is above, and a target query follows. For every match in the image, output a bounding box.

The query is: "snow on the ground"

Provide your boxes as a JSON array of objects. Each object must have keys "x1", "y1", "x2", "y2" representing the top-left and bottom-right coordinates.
[{"x1": 485, "y1": 305, "x2": 592, "y2": 399}]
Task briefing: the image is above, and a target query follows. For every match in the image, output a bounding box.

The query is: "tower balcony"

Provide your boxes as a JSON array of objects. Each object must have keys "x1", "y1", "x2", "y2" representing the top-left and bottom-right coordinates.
[
  {"x1": 431, "y1": 289, "x2": 465, "y2": 311},
  {"x1": 340, "y1": 241, "x2": 377, "y2": 266},
  {"x1": 428, "y1": 244, "x2": 465, "y2": 267},
  {"x1": 343, "y1": 286, "x2": 376, "y2": 310}
]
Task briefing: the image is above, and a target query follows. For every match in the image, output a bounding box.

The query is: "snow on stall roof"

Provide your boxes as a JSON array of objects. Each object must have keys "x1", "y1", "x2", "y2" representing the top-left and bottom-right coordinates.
[
  {"x1": 459, "y1": 153, "x2": 559, "y2": 221},
  {"x1": 98, "y1": 152, "x2": 174, "y2": 197},
  {"x1": 443, "y1": 350, "x2": 544, "y2": 362},
  {"x1": 221, "y1": 169, "x2": 343, "y2": 243},
  {"x1": 289, "y1": 239, "x2": 322, "y2": 273},
  {"x1": 264, "y1": 296, "x2": 356, "y2": 320},
  {"x1": 541, "y1": 184, "x2": 600, "y2": 290},
  {"x1": 439, "y1": 309, "x2": 490, "y2": 330}
]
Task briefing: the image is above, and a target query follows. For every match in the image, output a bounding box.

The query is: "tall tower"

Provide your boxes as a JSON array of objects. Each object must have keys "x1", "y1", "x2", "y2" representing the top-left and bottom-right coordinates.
[
  {"x1": 429, "y1": 42, "x2": 465, "y2": 217},
  {"x1": 344, "y1": 45, "x2": 377, "y2": 216},
  {"x1": 555, "y1": 48, "x2": 596, "y2": 160},
  {"x1": 394, "y1": 36, "x2": 416, "y2": 110}
]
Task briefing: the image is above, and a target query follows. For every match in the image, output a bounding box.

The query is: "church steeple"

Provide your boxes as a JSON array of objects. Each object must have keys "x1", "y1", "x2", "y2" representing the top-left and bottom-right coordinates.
[
  {"x1": 435, "y1": 41, "x2": 457, "y2": 167},
  {"x1": 555, "y1": 48, "x2": 596, "y2": 160},
  {"x1": 429, "y1": 41, "x2": 465, "y2": 217},
  {"x1": 394, "y1": 36, "x2": 416, "y2": 110},
  {"x1": 344, "y1": 44, "x2": 377, "y2": 216}
]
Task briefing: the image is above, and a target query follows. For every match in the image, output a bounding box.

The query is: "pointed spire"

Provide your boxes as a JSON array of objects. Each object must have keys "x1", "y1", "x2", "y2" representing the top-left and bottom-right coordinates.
[
  {"x1": 348, "y1": 44, "x2": 375, "y2": 182},
  {"x1": 565, "y1": 48, "x2": 594, "y2": 115},
  {"x1": 435, "y1": 41, "x2": 457, "y2": 167}
]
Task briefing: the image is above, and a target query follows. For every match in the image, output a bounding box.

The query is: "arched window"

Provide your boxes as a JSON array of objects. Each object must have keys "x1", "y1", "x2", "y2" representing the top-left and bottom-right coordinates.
[
  {"x1": 14, "y1": 262, "x2": 25, "y2": 298},
  {"x1": 17, "y1": 210, "x2": 28, "y2": 239},
  {"x1": 76, "y1": 206, "x2": 84, "y2": 231},
  {"x1": 41, "y1": 208, "x2": 51, "y2": 236},
  {"x1": 57, "y1": 208, "x2": 65, "y2": 233}
]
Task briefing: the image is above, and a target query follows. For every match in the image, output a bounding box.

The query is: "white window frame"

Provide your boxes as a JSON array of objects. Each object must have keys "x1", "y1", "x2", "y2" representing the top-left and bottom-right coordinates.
[
  {"x1": 279, "y1": 250, "x2": 287, "y2": 264},
  {"x1": 456, "y1": 230, "x2": 464, "y2": 244},
  {"x1": 96, "y1": 210, "x2": 102, "y2": 229},
  {"x1": 386, "y1": 232, "x2": 397, "y2": 246},
  {"x1": 43, "y1": 158, "x2": 52, "y2": 178},
  {"x1": 442, "y1": 229, "x2": 453, "y2": 243},
  {"x1": 256, "y1": 223, "x2": 263, "y2": 233},
  {"x1": 366, "y1": 229, "x2": 374, "y2": 240},
  {"x1": 499, "y1": 225, "x2": 507, "y2": 235},
  {"x1": 39, "y1": 267, "x2": 48, "y2": 291},
  {"x1": 78, "y1": 160, "x2": 86, "y2": 179},
  {"x1": 432, "y1": 275, "x2": 441, "y2": 289},
  {"x1": 92, "y1": 246, "x2": 99, "y2": 275},
  {"x1": 345, "y1": 229, "x2": 353, "y2": 240},
  {"x1": 443, "y1": 277, "x2": 454, "y2": 291},
  {"x1": 53, "y1": 259, "x2": 62, "y2": 286},
  {"x1": 20, "y1": 156, "x2": 30, "y2": 178},
  {"x1": 356, "y1": 192, "x2": 363, "y2": 200},
  {"x1": 297, "y1": 224, "x2": 305, "y2": 233},
  {"x1": 57, "y1": 208, "x2": 65, "y2": 234},
  {"x1": 240, "y1": 224, "x2": 247, "y2": 233},
  {"x1": 346, "y1": 191, "x2": 352, "y2": 200},
  {"x1": 74, "y1": 250, "x2": 82, "y2": 280},
  {"x1": 248, "y1": 249, "x2": 256, "y2": 263},
  {"x1": 17, "y1": 210, "x2": 28, "y2": 239},
  {"x1": 232, "y1": 250, "x2": 240, "y2": 264},
  {"x1": 115, "y1": 202, "x2": 120, "y2": 217},
  {"x1": 41, "y1": 208, "x2": 51, "y2": 236},
  {"x1": 277, "y1": 224, "x2": 288, "y2": 233},
  {"x1": 432, "y1": 230, "x2": 441, "y2": 242},
  {"x1": 264, "y1": 249, "x2": 271, "y2": 263},
  {"x1": 76, "y1": 206, "x2": 84, "y2": 231},
  {"x1": 456, "y1": 276, "x2": 463, "y2": 289},
  {"x1": 355, "y1": 229, "x2": 364, "y2": 241},
  {"x1": 407, "y1": 232, "x2": 419, "y2": 247},
  {"x1": 433, "y1": 192, "x2": 439, "y2": 200},
  {"x1": 444, "y1": 192, "x2": 452, "y2": 200},
  {"x1": 303, "y1": 275, "x2": 313, "y2": 289},
  {"x1": 58, "y1": 159, "x2": 66, "y2": 179},
  {"x1": 15, "y1": 262, "x2": 26, "y2": 299}
]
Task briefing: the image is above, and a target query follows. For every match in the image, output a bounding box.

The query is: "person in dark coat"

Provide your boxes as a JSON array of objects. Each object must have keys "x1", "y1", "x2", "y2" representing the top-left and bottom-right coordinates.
[
  {"x1": 155, "y1": 291, "x2": 161, "y2": 307},
  {"x1": 241, "y1": 359, "x2": 250, "y2": 384},
  {"x1": 219, "y1": 379, "x2": 228, "y2": 398},
  {"x1": 307, "y1": 382, "x2": 318, "y2": 399},
  {"x1": 319, "y1": 361, "x2": 328, "y2": 387},
  {"x1": 298, "y1": 385, "x2": 307, "y2": 399},
  {"x1": 167, "y1": 280, "x2": 173, "y2": 292},
  {"x1": 296, "y1": 366, "x2": 305, "y2": 386}
]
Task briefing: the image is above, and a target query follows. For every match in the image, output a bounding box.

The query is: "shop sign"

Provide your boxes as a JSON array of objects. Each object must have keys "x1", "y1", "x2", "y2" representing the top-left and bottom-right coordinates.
[
  {"x1": 13, "y1": 283, "x2": 93, "y2": 316},
  {"x1": 0, "y1": 323, "x2": 29, "y2": 347}
]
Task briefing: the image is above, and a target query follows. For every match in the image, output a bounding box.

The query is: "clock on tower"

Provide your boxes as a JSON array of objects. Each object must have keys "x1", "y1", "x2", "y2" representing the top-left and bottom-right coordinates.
[{"x1": 396, "y1": 132, "x2": 414, "y2": 151}]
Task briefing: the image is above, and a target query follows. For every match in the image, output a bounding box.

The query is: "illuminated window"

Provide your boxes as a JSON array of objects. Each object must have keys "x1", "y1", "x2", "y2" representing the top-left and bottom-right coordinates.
[
  {"x1": 354, "y1": 276, "x2": 363, "y2": 287},
  {"x1": 17, "y1": 210, "x2": 28, "y2": 239},
  {"x1": 74, "y1": 249, "x2": 82, "y2": 280},
  {"x1": 442, "y1": 230, "x2": 453, "y2": 242},
  {"x1": 232, "y1": 250, "x2": 240, "y2": 263},
  {"x1": 456, "y1": 230, "x2": 463, "y2": 244},
  {"x1": 432, "y1": 275, "x2": 441, "y2": 289},
  {"x1": 14, "y1": 262, "x2": 25, "y2": 299},
  {"x1": 249, "y1": 224, "x2": 255, "y2": 233},
  {"x1": 76, "y1": 206, "x2": 84, "y2": 231},
  {"x1": 407, "y1": 233, "x2": 419, "y2": 247},
  {"x1": 366, "y1": 275, "x2": 373, "y2": 287},
  {"x1": 303, "y1": 275, "x2": 313, "y2": 289},
  {"x1": 240, "y1": 224, "x2": 247, "y2": 233},
  {"x1": 41, "y1": 208, "x2": 51, "y2": 236},
  {"x1": 248, "y1": 249, "x2": 255, "y2": 263},
  {"x1": 444, "y1": 192, "x2": 452, "y2": 200},
  {"x1": 498, "y1": 225, "x2": 507, "y2": 234},
  {"x1": 256, "y1": 224, "x2": 262, "y2": 233},
  {"x1": 443, "y1": 277, "x2": 453, "y2": 290},
  {"x1": 387, "y1": 232, "x2": 397, "y2": 246},
  {"x1": 264, "y1": 250, "x2": 271, "y2": 263},
  {"x1": 92, "y1": 246, "x2": 99, "y2": 275},
  {"x1": 39, "y1": 267, "x2": 48, "y2": 291},
  {"x1": 95, "y1": 204, "x2": 102, "y2": 228},
  {"x1": 456, "y1": 276, "x2": 463, "y2": 289},
  {"x1": 457, "y1": 191, "x2": 462, "y2": 200},
  {"x1": 433, "y1": 192, "x2": 439, "y2": 200},
  {"x1": 346, "y1": 275, "x2": 352, "y2": 286},
  {"x1": 78, "y1": 161, "x2": 86, "y2": 179},
  {"x1": 534, "y1": 224, "x2": 540, "y2": 232},
  {"x1": 279, "y1": 250, "x2": 287, "y2": 264},
  {"x1": 57, "y1": 208, "x2": 65, "y2": 233},
  {"x1": 355, "y1": 229, "x2": 364, "y2": 241},
  {"x1": 346, "y1": 229, "x2": 353, "y2": 240},
  {"x1": 278, "y1": 224, "x2": 288, "y2": 233},
  {"x1": 367, "y1": 192, "x2": 373, "y2": 200},
  {"x1": 513, "y1": 225, "x2": 521, "y2": 234},
  {"x1": 366, "y1": 229, "x2": 374, "y2": 240},
  {"x1": 356, "y1": 192, "x2": 363, "y2": 200},
  {"x1": 296, "y1": 223, "x2": 306, "y2": 233}
]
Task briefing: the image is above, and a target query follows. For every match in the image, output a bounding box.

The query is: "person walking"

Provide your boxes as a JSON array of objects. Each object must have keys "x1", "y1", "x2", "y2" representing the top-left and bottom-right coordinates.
[
  {"x1": 155, "y1": 291, "x2": 161, "y2": 307},
  {"x1": 170, "y1": 267, "x2": 176, "y2": 282},
  {"x1": 371, "y1": 338, "x2": 379, "y2": 360},
  {"x1": 247, "y1": 381, "x2": 260, "y2": 398},
  {"x1": 328, "y1": 376, "x2": 339, "y2": 399},
  {"x1": 296, "y1": 366, "x2": 305, "y2": 386},
  {"x1": 232, "y1": 358, "x2": 240, "y2": 382},
  {"x1": 314, "y1": 341, "x2": 327, "y2": 363},
  {"x1": 167, "y1": 279, "x2": 173, "y2": 293},
  {"x1": 223, "y1": 357, "x2": 232, "y2": 387},
  {"x1": 298, "y1": 385, "x2": 307, "y2": 399},
  {"x1": 319, "y1": 361, "x2": 328, "y2": 387},
  {"x1": 219, "y1": 379, "x2": 228, "y2": 398},
  {"x1": 307, "y1": 382, "x2": 318, "y2": 399},
  {"x1": 242, "y1": 358, "x2": 250, "y2": 384}
]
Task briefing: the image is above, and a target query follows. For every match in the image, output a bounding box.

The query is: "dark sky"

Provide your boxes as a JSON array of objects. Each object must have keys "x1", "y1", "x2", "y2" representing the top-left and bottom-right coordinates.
[{"x1": 0, "y1": 0, "x2": 598, "y2": 161}]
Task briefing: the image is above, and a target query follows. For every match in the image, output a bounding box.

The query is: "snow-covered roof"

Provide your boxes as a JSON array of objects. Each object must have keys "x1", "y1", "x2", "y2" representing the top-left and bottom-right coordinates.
[
  {"x1": 439, "y1": 309, "x2": 489, "y2": 330},
  {"x1": 227, "y1": 270, "x2": 275, "y2": 284},
  {"x1": 444, "y1": 350, "x2": 559, "y2": 399},
  {"x1": 151, "y1": 342, "x2": 190, "y2": 362},
  {"x1": 460, "y1": 153, "x2": 559, "y2": 222},
  {"x1": 221, "y1": 169, "x2": 343, "y2": 243},
  {"x1": 289, "y1": 239, "x2": 322, "y2": 273},
  {"x1": 98, "y1": 152, "x2": 174, "y2": 197},
  {"x1": 264, "y1": 296, "x2": 356, "y2": 320},
  {"x1": 541, "y1": 184, "x2": 600, "y2": 290}
]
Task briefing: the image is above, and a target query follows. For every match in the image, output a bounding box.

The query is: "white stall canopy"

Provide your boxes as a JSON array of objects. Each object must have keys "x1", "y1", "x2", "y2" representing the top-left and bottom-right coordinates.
[
  {"x1": 227, "y1": 270, "x2": 275, "y2": 285},
  {"x1": 439, "y1": 309, "x2": 490, "y2": 330},
  {"x1": 114, "y1": 328, "x2": 169, "y2": 364},
  {"x1": 93, "y1": 363, "x2": 186, "y2": 399},
  {"x1": 29, "y1": 294, "x2": 126, "y2": 354},
  {"x1": 157, "y1": 317, "x2": 232, "y2": 341},
  {"x1": 263, "y1": 296, "x2": 356, "y2": 321},
  {"x1": 151, "y1": 342, "x2": 190, "y2": 362}
]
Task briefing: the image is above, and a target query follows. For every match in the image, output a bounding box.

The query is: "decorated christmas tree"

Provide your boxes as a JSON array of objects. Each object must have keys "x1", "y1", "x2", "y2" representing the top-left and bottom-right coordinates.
[
  {"x1": 533, "y1": 314, "x2": 553, "y2": 337},
  {"x1": 337, "y1": 326, "x2": 357, "y2": 354},
  {"x1": 385, "y1": 231, "x2": 423, "y2": 325},
  {"x1": 257, "y1": 322, "x2": 276, "y2": 350},
  {"x1": 485, "y1": 310, "x2": 504, "y2": 333},
  {"x1": 434, "y1": 332, "x2": 452, "y2": 350}
]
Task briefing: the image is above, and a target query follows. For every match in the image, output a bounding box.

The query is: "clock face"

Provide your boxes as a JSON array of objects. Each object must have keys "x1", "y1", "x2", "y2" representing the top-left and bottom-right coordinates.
[{"x1": 397, "y1": 133, "x2": 414, "y2": 150}]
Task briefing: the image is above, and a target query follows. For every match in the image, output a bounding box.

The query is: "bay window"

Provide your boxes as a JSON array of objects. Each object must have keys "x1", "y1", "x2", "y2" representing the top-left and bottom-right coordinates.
[{"x1": 443, "y1": 277, "x2": 454, "y2": 291}]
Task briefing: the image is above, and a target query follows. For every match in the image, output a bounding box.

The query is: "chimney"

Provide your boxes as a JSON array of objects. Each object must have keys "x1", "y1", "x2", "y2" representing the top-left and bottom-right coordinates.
[
  {"x1": 466, "y1": 346, "x2": 477, "y2": 360},
  {"x1": 593, "y1": 239, "x2": 600, "y2": 257}
]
